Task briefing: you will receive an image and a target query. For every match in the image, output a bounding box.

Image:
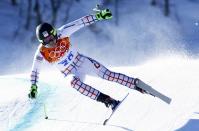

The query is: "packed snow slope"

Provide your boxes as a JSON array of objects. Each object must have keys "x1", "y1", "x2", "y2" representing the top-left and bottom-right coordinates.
[{"x1": 1, "y1": 54, "x2": 199, "y2": 131}]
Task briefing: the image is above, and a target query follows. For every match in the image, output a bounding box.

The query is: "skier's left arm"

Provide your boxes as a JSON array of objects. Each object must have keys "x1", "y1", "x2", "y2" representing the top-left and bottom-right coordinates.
[
  {"x1": 29, "y1": 46, "x2": 44, "y2": 99},
  {"x1": 58, "y1": 9, "x2": 112, "y2": 37}
]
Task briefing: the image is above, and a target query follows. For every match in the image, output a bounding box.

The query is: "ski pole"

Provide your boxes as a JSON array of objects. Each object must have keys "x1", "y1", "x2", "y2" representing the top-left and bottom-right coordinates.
[
  {"x1": 43, "y1": 103, "x2": 48, "y2": 119},
  {"x1": 93, "y1": 4, "x2": 101, "y2": 12}
]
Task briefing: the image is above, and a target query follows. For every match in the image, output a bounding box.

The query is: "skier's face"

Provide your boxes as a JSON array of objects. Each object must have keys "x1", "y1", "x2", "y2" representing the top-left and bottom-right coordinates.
[{"x1": 43, "y1": 35, "x2": 57, "y2": 48}]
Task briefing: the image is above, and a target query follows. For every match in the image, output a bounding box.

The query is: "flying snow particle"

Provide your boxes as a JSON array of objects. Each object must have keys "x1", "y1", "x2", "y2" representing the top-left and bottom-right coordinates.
[{"x1": 195, "y1": 22, "x2": 199, "y2": 26}]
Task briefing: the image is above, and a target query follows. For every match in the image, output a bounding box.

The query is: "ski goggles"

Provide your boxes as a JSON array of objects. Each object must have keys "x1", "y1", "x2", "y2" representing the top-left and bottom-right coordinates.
[
  {"x1": 43, "y1": 35, "x2": 55, "y2": 45},
  {"x1": 41, "y1": 29, "x2": 57, "y2": 46},
  {"x1": 43, "y1": 35, "x2": 56, "y2": 45}
]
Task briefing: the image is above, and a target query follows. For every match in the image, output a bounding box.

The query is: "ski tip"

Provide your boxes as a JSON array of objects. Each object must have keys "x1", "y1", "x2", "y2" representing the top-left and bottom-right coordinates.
[
  {"x1": 162, "y1": 96, "x2": 172, "y2": 104},
  {"x1": 167, "y1": 98, "x2": 172, "y2": 104}
]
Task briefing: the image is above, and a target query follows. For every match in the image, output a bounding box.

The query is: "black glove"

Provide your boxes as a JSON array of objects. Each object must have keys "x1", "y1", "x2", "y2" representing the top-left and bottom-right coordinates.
[{"x1": 28, "y1": 84, "x2": 38, "y2": 99}]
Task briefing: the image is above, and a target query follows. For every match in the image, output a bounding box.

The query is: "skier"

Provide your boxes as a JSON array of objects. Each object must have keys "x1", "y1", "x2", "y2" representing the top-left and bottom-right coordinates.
[{"x1": 28, "y1": 9, "x2": 146, "y2": 111}]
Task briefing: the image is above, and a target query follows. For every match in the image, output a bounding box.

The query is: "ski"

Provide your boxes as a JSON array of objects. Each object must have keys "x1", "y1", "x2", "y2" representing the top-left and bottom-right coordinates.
[
  {"x1": 136, "y1": 79, "x2": 172, "y2": 104},
  {"x1": 103, "y1": 93, "x2": 129, "y2": 125}
]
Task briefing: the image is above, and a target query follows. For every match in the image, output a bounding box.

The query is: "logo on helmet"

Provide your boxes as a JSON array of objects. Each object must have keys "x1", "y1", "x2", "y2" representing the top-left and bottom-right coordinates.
[{"x1": 42, "y1": 31, "x2": 49, "y2": 37}]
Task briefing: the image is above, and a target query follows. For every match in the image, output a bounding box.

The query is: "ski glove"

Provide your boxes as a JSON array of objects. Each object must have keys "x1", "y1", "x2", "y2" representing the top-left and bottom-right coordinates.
[
  {"x1": 96, "y1": 9, "x2": 112, "y2": 20},
  {"x1": 28, "y1": 84, "x2": 38, "y2": 99}
]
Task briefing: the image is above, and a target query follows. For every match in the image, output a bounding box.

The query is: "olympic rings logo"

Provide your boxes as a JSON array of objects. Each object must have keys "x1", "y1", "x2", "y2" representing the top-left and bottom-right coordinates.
[{"x1": 49, "y1": 41, "x2": 68, "y2": 59}]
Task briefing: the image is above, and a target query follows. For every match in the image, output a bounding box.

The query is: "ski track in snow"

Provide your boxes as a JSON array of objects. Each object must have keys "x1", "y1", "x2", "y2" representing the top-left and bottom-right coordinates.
[{"x1": 0, "y1": 55, "x2": 199, "y2": 131}]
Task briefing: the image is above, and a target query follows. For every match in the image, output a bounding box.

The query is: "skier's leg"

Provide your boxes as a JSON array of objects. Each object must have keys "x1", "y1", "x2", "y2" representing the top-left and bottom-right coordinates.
[
  {"x1": 70, "y1": 76, "x2": 120, "y2": 110},
  {"x1": 60, "y1": 54, "x2": 119, "y2": 109},
  {"x1": 78, "y1": 55, "x2": 145, "y2": 93},
  {"x1": 98, "y1": 67, "x2": 146, "y2": 93},
  {"x1": 70, "y1": 76, "x2": 100, "y2": 100}
]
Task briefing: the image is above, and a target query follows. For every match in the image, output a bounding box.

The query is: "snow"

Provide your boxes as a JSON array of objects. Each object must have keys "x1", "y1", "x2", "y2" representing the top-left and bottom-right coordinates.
[
  {"x1": 1, "y1": 54, "x2": 199, "y2": 131},
  {"x1": 0, "y1": 0, "x2": 199, "y2": 130},
  {"x1": 0, "y1": 0, "x2": 198, "y2": 74}
]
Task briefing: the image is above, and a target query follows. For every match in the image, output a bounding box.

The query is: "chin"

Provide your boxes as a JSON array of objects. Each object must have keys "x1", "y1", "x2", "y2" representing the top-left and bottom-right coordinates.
[{"x1": 45, "y1": 40, "x2": 57, "y2": 48}]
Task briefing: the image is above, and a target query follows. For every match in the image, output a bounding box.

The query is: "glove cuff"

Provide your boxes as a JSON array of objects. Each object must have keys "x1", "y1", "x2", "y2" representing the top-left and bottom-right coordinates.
[{"x1": 31, "y1": 84, "x2": 37, "y2": 90}]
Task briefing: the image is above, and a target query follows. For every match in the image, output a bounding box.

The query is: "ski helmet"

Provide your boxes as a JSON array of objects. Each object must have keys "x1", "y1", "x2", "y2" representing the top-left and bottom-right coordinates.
[{"x1": 36, "y1": 23, "x2": 57, "y2": 46}]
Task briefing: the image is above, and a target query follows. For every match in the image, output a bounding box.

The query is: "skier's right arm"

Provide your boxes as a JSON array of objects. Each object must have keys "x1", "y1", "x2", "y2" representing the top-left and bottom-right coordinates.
[
  {"x1": 29, "y1": 46, "x2": 44, "y2": 99},
  {"x1": 58, "y1": 9, "x2": 112, "y2": 37}
]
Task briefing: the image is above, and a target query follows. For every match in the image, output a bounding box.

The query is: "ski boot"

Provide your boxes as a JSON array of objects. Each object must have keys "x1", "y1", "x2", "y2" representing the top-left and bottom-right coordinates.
[
  {"x1": 134, "y1": 78, "x2": 147, "y2": 94},
  {"x1": 134, "y1": 78, "x2": 157, "y2": 97},
  {"x1": 97, "y1": 93, "x2": 120, "y2": 111}
]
